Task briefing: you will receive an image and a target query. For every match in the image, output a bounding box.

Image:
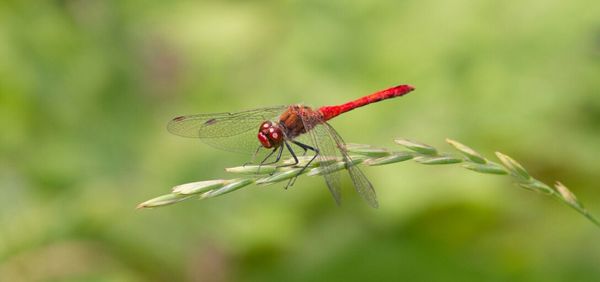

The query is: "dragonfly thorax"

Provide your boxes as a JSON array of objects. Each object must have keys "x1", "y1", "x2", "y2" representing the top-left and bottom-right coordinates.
[{"x1": 258, "y1": 121, "x2": 284, "y2": 148}]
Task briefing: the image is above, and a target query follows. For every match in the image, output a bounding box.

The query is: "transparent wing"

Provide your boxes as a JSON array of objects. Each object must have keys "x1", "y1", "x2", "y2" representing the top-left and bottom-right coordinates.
[
  {"x1": 295, "y1": 105, "x2": 378, "y2": 208},
  {"x1": 323, "y1": 123, "x2": 378, "y2": 208},
  {"x1": 296, "y1": 111, "x2": 343, "y2": 206},
  {"x1": 167, "y1": 106, "x2": 287, "y2": 154}
]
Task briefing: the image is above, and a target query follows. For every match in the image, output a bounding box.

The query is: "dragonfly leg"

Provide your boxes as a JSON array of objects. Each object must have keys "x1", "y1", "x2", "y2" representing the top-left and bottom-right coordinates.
[
  {"x1": 280, "y1": 142, "x2": 300, "y2": 189},
  {"x1": 276, "y1": 141, "x2": 300, "y2": 169},
  {"x1": 294, "y1": 143, "x2": 309, "y2": 156},
  {"x1": 285, "y1": 140, "x2": 320, "y2": 188},
  {"x1": 260, "y1": 146, "x2": 284, "y2": 165},
  {"x1": 255, "y1": 146, "x2": 284, "y2": 174},
  {"x1": 291, "y1": 140, "x2": 317, "y2": 153}
]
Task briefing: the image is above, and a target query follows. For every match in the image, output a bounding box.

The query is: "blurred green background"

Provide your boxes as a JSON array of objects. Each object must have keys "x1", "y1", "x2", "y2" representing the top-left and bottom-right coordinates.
[{"x1": 1, "y1": 0, "x2": 600, "y2": 281}]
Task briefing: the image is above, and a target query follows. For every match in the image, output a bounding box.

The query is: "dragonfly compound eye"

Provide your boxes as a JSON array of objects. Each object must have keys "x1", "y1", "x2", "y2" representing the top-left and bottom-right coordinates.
[{"x1": 257, "y1": 121, "x2": 283, "y2": 148}]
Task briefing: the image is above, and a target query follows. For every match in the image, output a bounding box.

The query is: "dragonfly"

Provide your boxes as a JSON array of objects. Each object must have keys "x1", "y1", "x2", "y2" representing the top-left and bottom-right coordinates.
[{"x1": 167, "y1": 84, "x2": 415, "y2": 208}]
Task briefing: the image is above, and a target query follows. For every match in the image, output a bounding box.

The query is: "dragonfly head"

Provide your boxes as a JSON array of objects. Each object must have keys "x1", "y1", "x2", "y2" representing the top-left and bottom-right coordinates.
[{"x1": 258, "y1": 121, "x2": 283, "y2": 149}]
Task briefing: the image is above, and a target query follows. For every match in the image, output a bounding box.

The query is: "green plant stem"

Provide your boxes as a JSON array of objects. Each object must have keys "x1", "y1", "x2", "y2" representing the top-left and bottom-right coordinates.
[{"x1": 137, "y1": 138, "x2": 599, "y2": 228}]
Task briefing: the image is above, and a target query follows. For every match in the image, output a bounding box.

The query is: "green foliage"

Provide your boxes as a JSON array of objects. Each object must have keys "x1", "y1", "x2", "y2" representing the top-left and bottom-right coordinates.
[{"x1": 2, "y1": 0, "x2": 600, "y2": 281}]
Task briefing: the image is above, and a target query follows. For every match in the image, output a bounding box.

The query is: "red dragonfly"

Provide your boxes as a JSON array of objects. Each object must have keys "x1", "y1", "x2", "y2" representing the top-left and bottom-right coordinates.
[{"x1": 168, "y1": 84, "x2": 415, "y2": 208}]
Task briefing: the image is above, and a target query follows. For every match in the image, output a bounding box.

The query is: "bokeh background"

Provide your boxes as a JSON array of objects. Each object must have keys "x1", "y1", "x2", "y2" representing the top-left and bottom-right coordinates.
[{"x1": 2, "y1": 0, "x2": 600, "y2": 281}]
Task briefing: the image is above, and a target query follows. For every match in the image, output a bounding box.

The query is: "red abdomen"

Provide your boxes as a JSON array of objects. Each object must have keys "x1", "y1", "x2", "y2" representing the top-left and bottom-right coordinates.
[{"x1": 318, "y1": 84, "x2": 414, "y2": 121}]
